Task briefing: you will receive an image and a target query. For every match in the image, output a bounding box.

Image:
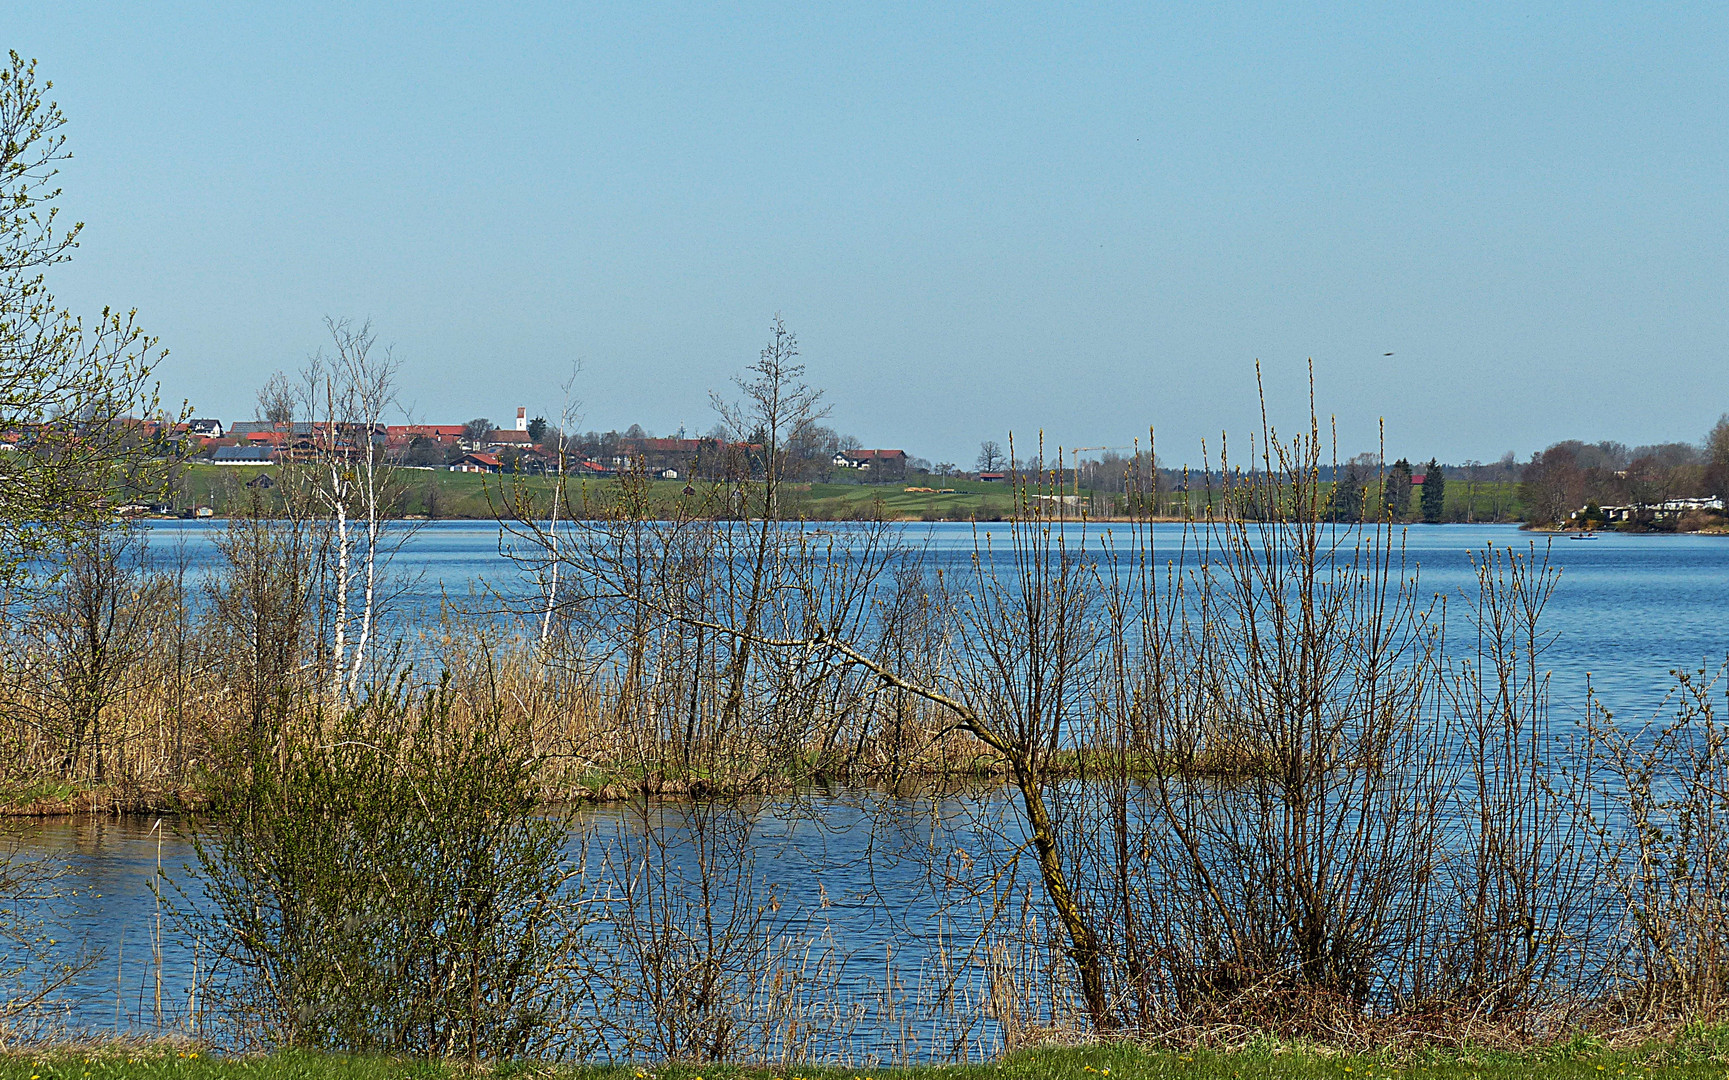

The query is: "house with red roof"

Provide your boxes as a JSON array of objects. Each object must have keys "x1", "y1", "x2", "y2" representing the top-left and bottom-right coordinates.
[
  {"x1": 449, "y1": 452, "x2": 503, "y2": 474},
  {"x1": 833, "y1": 448, "x2": 909, "y2": 480},
  {"x1": 386, "y1": 424, "x2": 467, "y2": 448}
]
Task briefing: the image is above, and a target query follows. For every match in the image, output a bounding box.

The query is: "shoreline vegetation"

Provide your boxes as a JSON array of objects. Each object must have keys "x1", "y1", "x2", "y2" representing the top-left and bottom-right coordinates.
[
  {"x1": 7, "y1": 387, "x2": 1729, "y2": 1062},
  {"x1": 8, "y1": 425, "x2": 1729, "y2": 1060},
  {"x1": 0, "y1": 741, "x2": 1301, "y2": 818}
]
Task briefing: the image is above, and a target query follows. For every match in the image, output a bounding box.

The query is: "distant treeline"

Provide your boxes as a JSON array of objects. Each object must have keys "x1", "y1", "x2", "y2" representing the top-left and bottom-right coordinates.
[
  {"x1": 1521, "y1": 422, "x2": 1729, "y2": 525},
  {"x1": 1127, "y1": 413, "x2": 1729, "y2": 528}
]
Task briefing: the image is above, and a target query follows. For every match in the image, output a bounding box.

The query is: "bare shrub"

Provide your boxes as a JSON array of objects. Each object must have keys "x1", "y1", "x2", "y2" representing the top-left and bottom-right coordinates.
[
  {"x1": 694, "y1": 387, "x2": 1608, "y2": 1045},
  {"x1": 598, "y1": 799, "x2": 848, "y2": 1064},
  {"x1": 179, "y1": 679, "x2": 597, "y2": 1060},
  {"x1": 204, "y1": 499, "x2": 318, "y2": 743},
  {"x1": 1432, "y1": 543, "x2": 1600, "y2": 1019},
  {"x1": 1591, "y1": 660, "x2": 1729, "y2": 1024},
  {"x1": 4, "y1": 525, "x2": 170, "y2": 785}
]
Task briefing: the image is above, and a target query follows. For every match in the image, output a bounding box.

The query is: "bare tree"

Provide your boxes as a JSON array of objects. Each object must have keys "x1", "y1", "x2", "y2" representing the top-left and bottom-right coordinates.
[
  {"x1": 207, "y1": 493, "x2": 318, "y2": 741},
  {"x1": 1707, "y1": 414, "x2": 1729, "y2": 499},
  {"x1": 540, "y1": 364, "x2": 582, "y2": 645},
  {"x1": 296, "y1": 317, "x2": 409, "y2": 702},
  {"x1": 1521, "y1": 445, "x2": 1586, "y2": 526},
  {"x1": 256, "y1": 370, "x2": 296, "y2": 431},
  {"x1": 707, "y1": 315, "x2": 829, "y2": 739},
  {"x1": 976, "y1": 440, "x2": 1005, "y2": 473},
  {"x1": 22, "y1": 525, "x2": 167, "y2": 781}
]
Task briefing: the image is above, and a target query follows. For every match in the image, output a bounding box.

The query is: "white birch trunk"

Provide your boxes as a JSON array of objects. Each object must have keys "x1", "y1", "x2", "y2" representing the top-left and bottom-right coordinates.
[
  {"x1": 540, "y1": 453, "x2": 562, "y2": 645},
  {"x1": 346, "y1": 450, "x2": 381, "y2": 700}
]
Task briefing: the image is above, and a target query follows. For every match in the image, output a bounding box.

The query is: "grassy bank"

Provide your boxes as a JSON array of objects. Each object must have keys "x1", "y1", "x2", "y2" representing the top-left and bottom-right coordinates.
[
  {"x1": 4, "y1": 744, "x2": 1298, "y2": 818},
  {"x1": 168, "y1": 463, "x2": 1530, "y2": 523},
  {"x1": 0, "y1": 777, "x2": 196, "y2": 817},
  {"x1": 7, "y1": 1036, "x2": 1729, "y2": 1080},
  {"x1": 170, "y1": 464, "x2": 1034, "y2": 522}
]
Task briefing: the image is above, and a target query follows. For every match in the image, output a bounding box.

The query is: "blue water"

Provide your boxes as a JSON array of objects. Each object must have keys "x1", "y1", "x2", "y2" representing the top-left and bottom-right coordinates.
[
  {"x1": 11, "y1": 520, "x2": 1729, "y2": 1056},
  {"x1": 130, "y1": 518, "x2": 1729, "y2": 717}
]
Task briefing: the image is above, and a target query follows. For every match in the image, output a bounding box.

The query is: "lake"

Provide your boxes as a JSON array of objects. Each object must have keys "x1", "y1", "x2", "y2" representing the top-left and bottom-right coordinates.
[
  {"x1": 9, "y1": 520, "x2": 1728, "y2": 1058},
  {"x1": 122, "y1": 518, "x2": 1729, "y2": 714}
]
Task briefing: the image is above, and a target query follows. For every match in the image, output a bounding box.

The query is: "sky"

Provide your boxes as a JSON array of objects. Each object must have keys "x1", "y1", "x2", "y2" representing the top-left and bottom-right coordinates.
[{"x1": 12, "y1": 3, "x2": 1729, "y2": 468}]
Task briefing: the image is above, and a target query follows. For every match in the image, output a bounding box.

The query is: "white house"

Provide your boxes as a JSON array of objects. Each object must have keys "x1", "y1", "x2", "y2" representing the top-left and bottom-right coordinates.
[{"x1": 1594, "y1": 496, "x2": 1726, "y2": 522}]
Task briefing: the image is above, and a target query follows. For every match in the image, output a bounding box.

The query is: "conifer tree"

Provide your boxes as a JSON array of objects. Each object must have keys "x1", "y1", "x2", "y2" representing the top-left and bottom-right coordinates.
[
  {"x1": 1331, "y1": 460, "x2": 1365, "y2": 523},
  {"x1": 1385, "y1": 458, "x2": 1413, "y2": 519},
  {"x1": 1421, "y1": 458, "x2": 1447, "y2": 522}
]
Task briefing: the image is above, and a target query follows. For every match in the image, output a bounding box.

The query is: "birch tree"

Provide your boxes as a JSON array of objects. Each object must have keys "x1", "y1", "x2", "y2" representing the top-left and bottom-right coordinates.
[{"x1": 298, "y1": 318, "x2": 408, "y2": 702}]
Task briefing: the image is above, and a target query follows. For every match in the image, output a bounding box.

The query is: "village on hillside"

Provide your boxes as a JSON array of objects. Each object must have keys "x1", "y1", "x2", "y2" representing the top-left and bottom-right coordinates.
[
  {"x1": 181, "y1": 407, "x2": 915, "y2": 483},
  {"x1": 8, "y1": 407, "x2": 1725, "y2": 529}
]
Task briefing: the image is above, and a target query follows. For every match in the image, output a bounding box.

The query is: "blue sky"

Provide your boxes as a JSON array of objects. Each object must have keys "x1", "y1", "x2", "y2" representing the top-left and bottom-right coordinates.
[{"x1": 13, "y1": 3, "x2": 1729, "y2": 466}]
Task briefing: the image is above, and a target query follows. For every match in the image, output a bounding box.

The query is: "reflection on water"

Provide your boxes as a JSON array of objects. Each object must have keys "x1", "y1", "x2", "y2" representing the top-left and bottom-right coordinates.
[
  {"x1": 9, "y1": 797, "x2": 1008, "y2": 1062},
  {"x1": 5, "y1": 816, "x2": 194, "y2": 1034}
]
